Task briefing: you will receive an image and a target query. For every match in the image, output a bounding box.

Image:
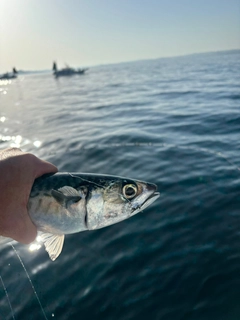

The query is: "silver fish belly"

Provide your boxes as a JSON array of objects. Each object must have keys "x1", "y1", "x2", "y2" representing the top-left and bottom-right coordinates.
[{"x1": 3, "y1": 172, "x2": 160, "y2": 261}]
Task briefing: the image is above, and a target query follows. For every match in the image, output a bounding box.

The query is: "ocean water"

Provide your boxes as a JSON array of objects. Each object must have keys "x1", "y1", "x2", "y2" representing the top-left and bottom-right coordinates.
[{"x1": 0, "y1": 50, "x2": 239, "y2": 320}]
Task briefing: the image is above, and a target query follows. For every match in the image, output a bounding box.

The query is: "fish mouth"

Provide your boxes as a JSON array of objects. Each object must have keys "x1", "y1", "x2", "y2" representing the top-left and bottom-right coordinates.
[
  {"x1": 141, "y1": 191, "x2": 160, "y2": 210},
  {"x1": 131, "y1": 182, "x2": 160, "y2": 215},
  {"x1": 149, "y1": 191, "x2": 160, "y2": 201}
]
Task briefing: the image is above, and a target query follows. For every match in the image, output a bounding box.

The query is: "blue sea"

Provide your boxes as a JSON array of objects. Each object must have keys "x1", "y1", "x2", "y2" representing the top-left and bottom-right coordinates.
[{"x1": 0, "y1": 50, "x2": 240, "y2": 320}]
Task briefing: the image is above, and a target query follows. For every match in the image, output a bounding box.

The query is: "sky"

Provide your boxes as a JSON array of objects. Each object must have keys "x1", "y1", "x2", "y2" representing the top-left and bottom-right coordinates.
[{"x1": 0, "y1": 0, "x2": 239, "y2": 71}]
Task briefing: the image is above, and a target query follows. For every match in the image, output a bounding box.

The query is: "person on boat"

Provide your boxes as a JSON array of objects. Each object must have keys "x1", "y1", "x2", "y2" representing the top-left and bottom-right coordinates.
[
  {"x1": 0, "y1": 148, "x2": 57, "y2": 244},
  {"x1": 53, "y1": 61, "x2": 57, "y2": 72}
]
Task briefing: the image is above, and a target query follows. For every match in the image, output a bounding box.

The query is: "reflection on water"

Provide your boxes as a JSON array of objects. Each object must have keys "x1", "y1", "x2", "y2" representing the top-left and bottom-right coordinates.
[
  {"x1": 0, "y1": 50, "x2": 240, "y2": 320},
  {"x1": 0, "y1": 133, "x2": 41, "y2": 149}
]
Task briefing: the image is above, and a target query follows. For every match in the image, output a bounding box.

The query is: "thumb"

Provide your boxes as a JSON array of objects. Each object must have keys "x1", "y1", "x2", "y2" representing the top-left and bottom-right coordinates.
[{"x1": 34, "y1": 159, "x2": 58, "y2": 179}]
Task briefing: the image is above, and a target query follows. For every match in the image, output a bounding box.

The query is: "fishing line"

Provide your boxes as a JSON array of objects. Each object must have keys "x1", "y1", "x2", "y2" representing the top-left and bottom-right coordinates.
[
  {"x1": 69, "y1": 173, "x2": 107, "y2": 189},
  {"x1": 0, "y1": 275, "x2": 15, "y2": 320},
  {"x1": 44, "y1": 142, "x2": 240, "y2": 175},
  {"x1": 10, "y1": 244, "x2": 48, "y2": 320},
  {"x1": 168, "y1": 143, "x2": 240, "y2": 173}
]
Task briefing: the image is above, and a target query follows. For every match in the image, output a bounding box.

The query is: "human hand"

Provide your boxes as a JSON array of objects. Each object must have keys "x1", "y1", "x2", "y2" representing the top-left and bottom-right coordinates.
[{"x1": 0, "y1": 148, "x2": 58, "y2": 244}]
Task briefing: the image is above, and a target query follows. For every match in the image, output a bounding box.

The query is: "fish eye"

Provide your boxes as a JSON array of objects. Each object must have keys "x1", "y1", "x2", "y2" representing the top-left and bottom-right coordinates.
[{"x1": 123, "y1": 184, "x2": 138, "y2": 199}]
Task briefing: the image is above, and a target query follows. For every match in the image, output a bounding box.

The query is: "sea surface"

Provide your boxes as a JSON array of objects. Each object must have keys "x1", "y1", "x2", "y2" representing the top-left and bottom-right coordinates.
[{"x1": 0, "y1": 50, "x2": 239, "y2": 320}]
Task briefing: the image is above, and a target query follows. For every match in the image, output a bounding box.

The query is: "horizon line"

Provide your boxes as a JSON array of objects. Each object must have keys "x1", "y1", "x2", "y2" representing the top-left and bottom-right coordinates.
[{"x1": 1, "y1": 48, "x2": 239, "y2": 74}]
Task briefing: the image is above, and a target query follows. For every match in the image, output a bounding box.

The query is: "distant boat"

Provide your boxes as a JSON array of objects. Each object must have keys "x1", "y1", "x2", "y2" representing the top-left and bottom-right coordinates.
[
  {"x1": 53, "y1": 62, "x2": 88, "y2": 78},
  {"x1": 0, "y1": 67, "x2": 18, "y2": 80}
]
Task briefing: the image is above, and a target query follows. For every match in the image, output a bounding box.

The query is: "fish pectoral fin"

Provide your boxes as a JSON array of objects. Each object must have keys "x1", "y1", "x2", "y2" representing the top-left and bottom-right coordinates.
[
  {"x1": 51, "y1": 186, "x2": 82, "y2": 207},
  {"x1": 38, "y1": 232, "x2": 65, "y2": 261},
  {"x1": 58, "y1": 186, "x2": 81, "y2": 197}
]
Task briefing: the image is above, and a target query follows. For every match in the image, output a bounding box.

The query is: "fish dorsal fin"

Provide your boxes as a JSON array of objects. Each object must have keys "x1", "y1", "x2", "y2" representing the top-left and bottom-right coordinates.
[
  {"x1": 51, "y1": 186, "x2": 82, "y2": 207},
  {"x1": 38, "y1": 232, "x2": 65, "y2": 261}
]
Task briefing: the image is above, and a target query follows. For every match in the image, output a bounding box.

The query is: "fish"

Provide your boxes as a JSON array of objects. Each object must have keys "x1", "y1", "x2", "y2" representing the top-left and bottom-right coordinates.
[{"x1": 0, "y1": 172, "x2": 160, "y2": 261}]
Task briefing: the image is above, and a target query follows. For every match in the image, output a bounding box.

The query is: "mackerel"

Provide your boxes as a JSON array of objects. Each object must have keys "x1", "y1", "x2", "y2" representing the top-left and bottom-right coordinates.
[{"x1": 0, "y1": 172, "x2": 159, "y2": 260}]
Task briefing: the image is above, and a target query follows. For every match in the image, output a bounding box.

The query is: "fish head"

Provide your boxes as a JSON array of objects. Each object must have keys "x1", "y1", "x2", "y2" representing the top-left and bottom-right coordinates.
[{"x1": 86, "y1": 176, "x2": 160, "y2": 230}]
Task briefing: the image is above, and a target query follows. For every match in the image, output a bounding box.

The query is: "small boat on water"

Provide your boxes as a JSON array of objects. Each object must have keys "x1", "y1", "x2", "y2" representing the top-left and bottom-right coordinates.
[
  {"x1": 53, "y1": 62, "x2": 88, "y2": 78},
  {"x1": 0, "y1": 67, "x2": 18, "y2": 80}
]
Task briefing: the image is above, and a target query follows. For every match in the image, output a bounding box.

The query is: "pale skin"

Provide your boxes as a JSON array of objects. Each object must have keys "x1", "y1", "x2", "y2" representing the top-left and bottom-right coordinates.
[{"x1": 0, "y1": 148, "x2": 58, "y2": 244}]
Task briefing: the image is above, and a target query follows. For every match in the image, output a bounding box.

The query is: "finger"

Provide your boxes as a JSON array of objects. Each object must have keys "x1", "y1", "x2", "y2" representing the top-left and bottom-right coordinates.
[
  {"x1": 34, "y1": 160, "x2": 58, "y2": 179},
  {"x1": 9, "y1": 210, "x2": 38, "y2": 244},
  {"x1": 0, "y1": 147, "x2": 23, "y2": 160}
]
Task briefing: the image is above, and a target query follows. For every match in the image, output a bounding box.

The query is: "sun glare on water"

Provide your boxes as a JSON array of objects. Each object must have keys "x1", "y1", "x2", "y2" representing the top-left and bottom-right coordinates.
[
  {"x1": 29, "y1": 236, "x2": 43, "y2": 252},
  {"x1": 29, "y1": 243, "x2": 42, "y2": 252}
]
